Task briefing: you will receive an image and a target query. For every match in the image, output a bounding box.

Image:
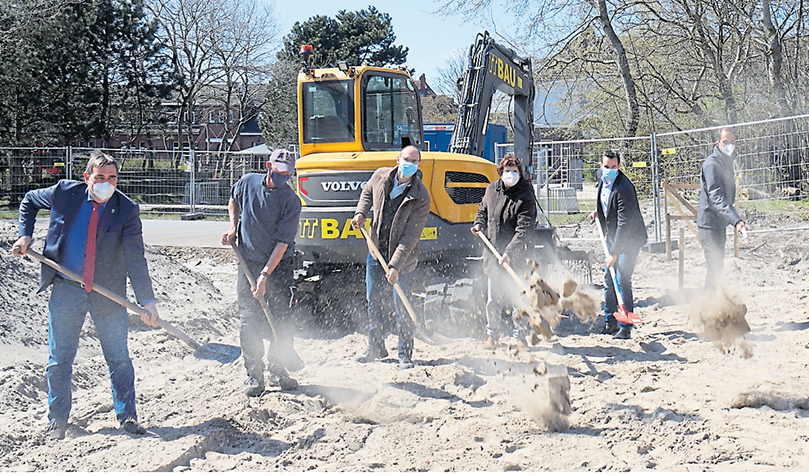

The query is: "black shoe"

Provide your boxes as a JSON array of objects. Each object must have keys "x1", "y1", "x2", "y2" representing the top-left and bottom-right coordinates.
[
  {"x1": 46, "y1": 420, "x2": 68, "y2": 440},
  {"x1": 614, "y1": 327, "x2": 632, "y2": 340},
  {"x1": 354, "y1": 346, "x2": 388, "y2": 363},
  {"x1": 120, "y1": 417, "x2": 146, "y2": 435},
  {"x1": 600, "y1": 322, "x2": 620, "y2": 335},
  {"x1": 398, "y1": 357, "x2": 415, "y2": 371},
  {"x1": 244, "y1": 376, "x2": 265, "y2": 397},
  {"x1": 278, "y1": 376, "x2": 298, "y2": 391}
]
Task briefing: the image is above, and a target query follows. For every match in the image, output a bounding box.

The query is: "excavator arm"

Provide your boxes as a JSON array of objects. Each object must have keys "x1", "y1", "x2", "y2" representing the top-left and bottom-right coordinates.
[{"x1": 450, "y1": 31, "x2": 534, "y2": 168}]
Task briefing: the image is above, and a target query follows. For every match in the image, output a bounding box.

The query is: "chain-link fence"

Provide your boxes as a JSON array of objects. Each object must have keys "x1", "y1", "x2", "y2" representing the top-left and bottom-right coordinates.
[
  {"x1": 493, "y1": 114, "x2": 809, "y2": 241},
  {"x1": 3, "y1": 115, "x2": 808, "y2": 227},
  {"x1": 0, "y1": 146, "x2": 285, "y2": 216}
]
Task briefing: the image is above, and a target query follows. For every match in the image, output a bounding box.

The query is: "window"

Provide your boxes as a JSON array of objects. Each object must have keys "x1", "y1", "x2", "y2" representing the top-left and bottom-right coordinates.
[
  {"x1": 209, "y1": 111, "x2": 215, "y2": 123},
  {"x1": 301, "y1": 80, "x2": 355, "y2": 143},
  {"x1": 362, "y1": 74, "x2": 422, "y2": 150}
]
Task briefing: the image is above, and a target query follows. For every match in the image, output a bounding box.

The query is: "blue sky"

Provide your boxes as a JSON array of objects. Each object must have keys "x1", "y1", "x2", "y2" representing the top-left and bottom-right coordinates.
[{"x1": 273, "y1": 0, "x2": 516, "y2": 92}]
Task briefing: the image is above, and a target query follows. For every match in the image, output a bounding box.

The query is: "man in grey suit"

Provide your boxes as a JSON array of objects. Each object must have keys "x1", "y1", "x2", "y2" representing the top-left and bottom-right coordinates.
[
  {"x1": 13, "y1": 150, "x2": 159, "y2": 440},
  {"x1": 697, "y1": 127, "x2": 748, "y2": 290}
]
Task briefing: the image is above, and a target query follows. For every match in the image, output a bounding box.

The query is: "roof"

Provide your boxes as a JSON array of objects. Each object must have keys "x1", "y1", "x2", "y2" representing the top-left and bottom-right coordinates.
[{"x1": 233, "y1": 143, "x2": 271, "y2": 155}]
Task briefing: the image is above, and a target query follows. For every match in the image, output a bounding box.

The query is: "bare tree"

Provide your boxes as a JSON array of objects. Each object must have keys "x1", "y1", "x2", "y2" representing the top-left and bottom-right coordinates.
[
  {"x1": 206, "y1": 0, "x2": 280, "y2": 153},
  {"x1": 435, "y1": 48, "x2": 469, "y2": 106},
  {"x1": 146, "y1": 0, "x2": 228, "y2": 166}
]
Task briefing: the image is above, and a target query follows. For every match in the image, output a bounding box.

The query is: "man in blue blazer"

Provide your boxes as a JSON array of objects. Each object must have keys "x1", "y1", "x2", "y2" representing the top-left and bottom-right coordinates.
[
  {"x1": 591, "y1": 150, "x2": 648, "y2": 340},
  {"x1": 12, "y1": 150, "x2": 159, "y2": 440}
]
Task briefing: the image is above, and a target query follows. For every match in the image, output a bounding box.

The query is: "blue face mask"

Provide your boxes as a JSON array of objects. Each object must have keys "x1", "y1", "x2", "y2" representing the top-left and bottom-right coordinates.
[
  {"x1": 399, "y1": 161, "x2": 418, "y2": 178},
  {"x1": 271, "y1": 171, "x2": 291, "y2": 187},
  {"x1": 602, "y1": 168, "x2": 618, "y2": 182}
]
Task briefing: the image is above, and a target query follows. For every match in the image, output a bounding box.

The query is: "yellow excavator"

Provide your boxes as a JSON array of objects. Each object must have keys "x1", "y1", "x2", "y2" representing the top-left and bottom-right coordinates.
[{"x1": 292, "y1": 34, "x2": 540, "y2": 331}]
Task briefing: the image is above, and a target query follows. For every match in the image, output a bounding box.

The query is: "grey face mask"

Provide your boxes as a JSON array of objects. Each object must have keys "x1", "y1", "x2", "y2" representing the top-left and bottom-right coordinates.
[{"x1": 271, "y1": 171, "x2": 291, "y2": 187}]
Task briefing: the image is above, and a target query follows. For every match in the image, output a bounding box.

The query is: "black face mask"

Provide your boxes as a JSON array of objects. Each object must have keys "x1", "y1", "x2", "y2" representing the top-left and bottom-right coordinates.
[{"x1": 271, "y1": 171, "x2": 291, "y2": 187}]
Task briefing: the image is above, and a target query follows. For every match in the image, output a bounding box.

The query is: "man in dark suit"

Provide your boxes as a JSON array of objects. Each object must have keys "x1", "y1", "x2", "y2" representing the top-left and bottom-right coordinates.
[
  {"x1": 590, "y1": 150, "x2": 647, "y2": 340},
  {"x1": 697, "y1": 127, "x2": 748, "y2": 290},
  {"x1": 13, "y1": 150, "x2": 159, "y2": 440}
]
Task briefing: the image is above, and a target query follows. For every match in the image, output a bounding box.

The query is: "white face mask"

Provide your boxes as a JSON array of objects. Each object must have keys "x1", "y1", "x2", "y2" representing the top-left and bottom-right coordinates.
[
  {"x1": 721, "y1": 143, "x2": 735, "y2": 156},
  {"x1": 501, "y1": 171, "x2": 519, "y2": 187},
  {"x1": 91, "y1": 181, "x2": 115, "y2": 201}
]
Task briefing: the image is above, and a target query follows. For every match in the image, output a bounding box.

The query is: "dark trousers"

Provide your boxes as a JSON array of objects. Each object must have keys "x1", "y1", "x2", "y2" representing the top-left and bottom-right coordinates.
[
  {"x1": 237, "y1": 256, "x2": 295, "y2": 381},
  {"x1": 365, "y1": 253, "x2": 415, "y2": 361},
  {"x1": 698, "y1": 226, "x2": 727, "y2": 290},
  {"x1": 603, "y1": 245, "x2": 640, "y2": 330}
]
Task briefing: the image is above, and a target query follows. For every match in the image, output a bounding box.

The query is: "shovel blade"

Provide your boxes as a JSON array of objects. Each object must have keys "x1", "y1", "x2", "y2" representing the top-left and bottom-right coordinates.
[
  {"x1": 614, "y1": 309, "x2": 642, "y2": 325},
  {"x1": 193, "y1": 343, "x2": 242, "y2": 364},
  {"x1": 415, "y1": 328, "x2": 454, "y2": 346}
]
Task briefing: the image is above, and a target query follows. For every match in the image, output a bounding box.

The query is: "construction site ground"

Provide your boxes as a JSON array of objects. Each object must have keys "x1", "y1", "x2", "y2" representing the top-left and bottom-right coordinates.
[{"x1": 0, "y1": 203, "x2": 808, "y2": 471}]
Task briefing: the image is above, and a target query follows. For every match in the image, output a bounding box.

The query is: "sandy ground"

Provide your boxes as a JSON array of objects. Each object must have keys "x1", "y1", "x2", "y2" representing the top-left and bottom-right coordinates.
[{"x1": 0, "y1": 206, "x2": 808, "y2": 472}]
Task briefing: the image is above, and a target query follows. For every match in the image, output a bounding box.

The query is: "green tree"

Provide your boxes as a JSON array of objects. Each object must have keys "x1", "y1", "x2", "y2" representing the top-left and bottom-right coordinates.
[
  {"x1": 258, "y1": 59, "x2": 299, "y2": 149},
  {"x1": 265, "y1": 6, "x2": 409, "y2": 147},
  {"x1": 0, "y1": 0, "x2": 172, "y2": 146},
  {"x1": 277, "y1": 6, "x2": 408, "y2": 68}
]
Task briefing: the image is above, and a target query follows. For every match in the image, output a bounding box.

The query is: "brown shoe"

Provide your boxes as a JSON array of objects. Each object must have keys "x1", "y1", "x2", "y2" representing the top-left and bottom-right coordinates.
[{"x1": 483, "y1": 336, "x2": 498, "y2": 350}]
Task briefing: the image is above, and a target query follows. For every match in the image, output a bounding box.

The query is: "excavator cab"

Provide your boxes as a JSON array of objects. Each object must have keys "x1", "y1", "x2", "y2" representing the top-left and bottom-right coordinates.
[{"x1": 298, "y1": 66, "x2": 423, "y2": 156}]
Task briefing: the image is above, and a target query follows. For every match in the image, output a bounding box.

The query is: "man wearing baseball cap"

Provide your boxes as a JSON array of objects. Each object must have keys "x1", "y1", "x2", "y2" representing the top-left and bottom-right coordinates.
[{"x1": 222, "y1": 148, "x2": 302, "y2": 396}]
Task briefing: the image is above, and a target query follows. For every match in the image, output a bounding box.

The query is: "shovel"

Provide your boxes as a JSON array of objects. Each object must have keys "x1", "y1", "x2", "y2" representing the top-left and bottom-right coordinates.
[
  {"x1": 359, "y1": 227, "x2": 453, "y2": 346},
  {"x1": 595, "y1": 218, "x2": 642, "y2": 325},
  {"x1": 20, "y1": 248, "x2": 242, "y2": 364},
  {"x1": 476, "y1": 232, "x2": 553, "y2": 338},
  {"x1": 230, "y1": 243, "x2": 304, "y2": 371}
]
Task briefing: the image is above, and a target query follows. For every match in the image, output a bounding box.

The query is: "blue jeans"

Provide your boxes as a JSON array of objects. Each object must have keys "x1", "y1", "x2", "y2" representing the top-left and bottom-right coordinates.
[
  {"x1": 365, "y1": 253, "x2": 414, "y2": 360},
  {"x1": 47, "y1": 277, "x2": 136, "y2": 423},
  {"x1": 603, "y1": 245, "x2": 640, "y2": 331}
]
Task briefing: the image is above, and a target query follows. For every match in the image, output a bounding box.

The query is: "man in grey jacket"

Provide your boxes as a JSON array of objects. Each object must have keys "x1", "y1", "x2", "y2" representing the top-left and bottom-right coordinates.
[
  {"x1": 697, "y1": 127, "x2": 748, "y2": 290},
  {"x1": 351, "y1": 145, "x2": 431, "y2": 370}
]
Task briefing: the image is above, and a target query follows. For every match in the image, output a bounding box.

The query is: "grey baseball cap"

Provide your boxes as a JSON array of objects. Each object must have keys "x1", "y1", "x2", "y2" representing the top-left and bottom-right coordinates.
[{"x1": 269, "y1": 148, "x2": 296, "y2": 173}]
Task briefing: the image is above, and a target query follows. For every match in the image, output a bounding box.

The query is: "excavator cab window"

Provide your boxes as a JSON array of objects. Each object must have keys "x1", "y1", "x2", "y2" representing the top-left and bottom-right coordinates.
[
  {"x1": 302, "y1": 80, "x2": 355, "y2": 143},
  {"x1": 362, "y1": 74, "x2": 422, "y2": 150}
]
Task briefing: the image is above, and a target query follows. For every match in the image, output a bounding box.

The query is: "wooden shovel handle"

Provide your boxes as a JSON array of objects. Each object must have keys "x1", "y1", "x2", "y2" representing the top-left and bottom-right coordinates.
[
  {"x1": 476, "y1": 232, "x2": 530, "y2": 295},
  {"x1": 230, "y1": 243, "x2": 278, "y2": 339},
  {"x1": 22, "y1": 248, "x2": 201, "y2": 351},
  {"x1": 359, "y1": 227, "x2": 424, "y2": 331}
]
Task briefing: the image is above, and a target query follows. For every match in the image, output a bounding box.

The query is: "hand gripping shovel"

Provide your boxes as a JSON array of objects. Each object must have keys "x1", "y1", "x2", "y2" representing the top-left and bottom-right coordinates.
[
  {"x1": 476, "y1": 232, "x2": 553, "y2": 339},
  {"x1": 360, "y1": 227, "x2": 453, "y2": 346},
  {"x1": 595, "y1": 218, "x2": 642, "y2": 325},
  {"x1": 20, "y1": 248, "x2": 242, "y2": 364},
  {"x1": 230, "y1": 243, "x2": 304, "y2": 371}
]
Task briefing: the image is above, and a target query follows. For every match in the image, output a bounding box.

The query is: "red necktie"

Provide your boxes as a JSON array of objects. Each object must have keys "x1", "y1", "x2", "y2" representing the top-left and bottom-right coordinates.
[{"x1": 83, "y1": 202, "x2": 100, "y2": 292}]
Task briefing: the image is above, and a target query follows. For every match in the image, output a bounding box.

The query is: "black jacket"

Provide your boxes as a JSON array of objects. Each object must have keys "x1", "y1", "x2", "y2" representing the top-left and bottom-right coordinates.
[
  {"x1": 474, "y1": 177, "x2": 537, "y2": 273},
  {"x1": 697, "y1": 145, "x2": 742, "y2": 229},
  {"x1": 596, "y1": 171, "x2": 648, "y2": 255}
]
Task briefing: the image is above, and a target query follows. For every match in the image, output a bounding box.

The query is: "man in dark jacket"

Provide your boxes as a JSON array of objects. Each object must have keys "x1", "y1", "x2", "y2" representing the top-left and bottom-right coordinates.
[
  {"x1": 591, "y1": 150, "x2": 647, "y2": 340},
  {"x1": 697, "y1": 127, "x2": 748, "y2": 290},
  {"x1": 351, "y1": 145, "x2": 431, "y2": 370},
  {"x1": 13, "y1": 150, "x2": 159, "y2": 440},
  {"x1": 471, "y1": 154, "x2": 537, "y2": 351}
]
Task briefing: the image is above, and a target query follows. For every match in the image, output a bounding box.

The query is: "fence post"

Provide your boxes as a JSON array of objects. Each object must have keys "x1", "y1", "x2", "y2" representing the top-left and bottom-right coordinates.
[
  {"x1": 650, "y1": 132, "x2": 662, "y2": 243},
  {"x1": 66, "y1": 146, "x2": 72, "y2": 180},
  {"x1": 189, "y1": 148, "x2": 196, "y2": 215}
]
